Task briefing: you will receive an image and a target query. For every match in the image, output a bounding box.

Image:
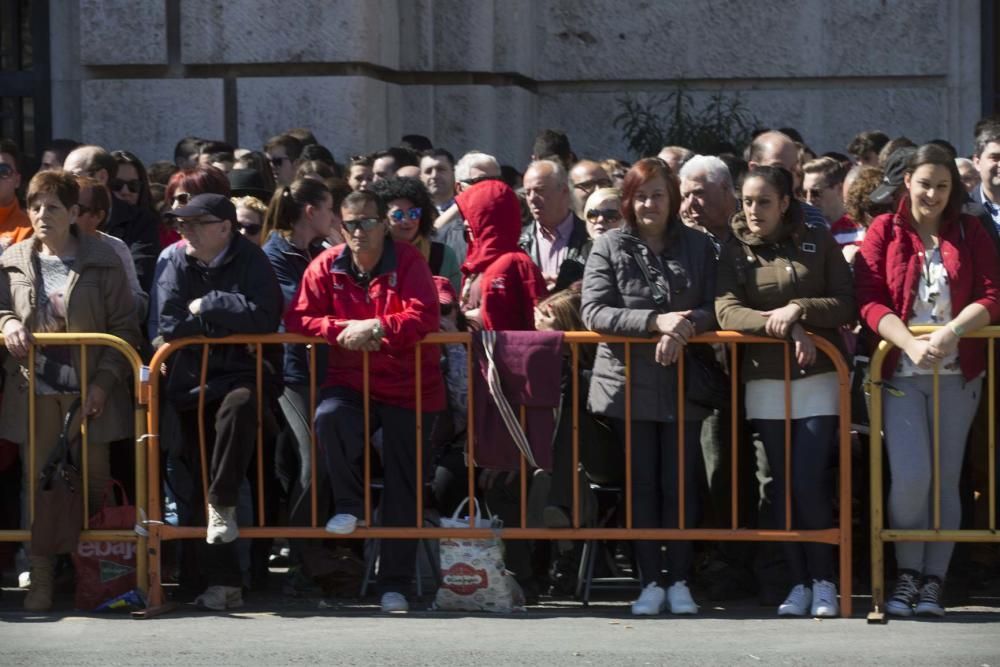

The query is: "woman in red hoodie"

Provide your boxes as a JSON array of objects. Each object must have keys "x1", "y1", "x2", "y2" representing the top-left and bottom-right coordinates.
[
  {"x1": 855, "y1": 144, "x2": 1000, "y2": 618},
  {"x1": 454, "y1": 179, "x2": 547, "y2": 330}
]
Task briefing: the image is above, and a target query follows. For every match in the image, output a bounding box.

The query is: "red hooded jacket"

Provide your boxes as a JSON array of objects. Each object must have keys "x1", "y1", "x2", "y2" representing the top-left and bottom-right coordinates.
[
  {"x1": 456, "y1": 180, "x2": 547, "y2": 331},
  {"x1": 285, "y1": 240, "x2": 445, "y2": 411},
  {"x1": 854, "y1": 198, "x2": 1000, "y2": 380}
]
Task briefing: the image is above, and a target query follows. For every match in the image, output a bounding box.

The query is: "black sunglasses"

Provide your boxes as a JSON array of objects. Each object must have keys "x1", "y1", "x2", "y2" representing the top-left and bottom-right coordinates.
[
  {"x1": 110, "y1": 178, "x2": 142, "y2": 193},
  {"x1": 342, "y1": 218, "x2": 382, "y2": 234},
  {"x1": 239, "y1": 223, "x2": 262, "y2": 236},
  {"x1": 172, "y1": 192, "x2": 192, "y2": 206},
  {"x1": 269, "y1": 156, "x2": 289, "y2": 167},
  {"x1": 0, "y1": 164, "x2": 14, "y2": 179},
  {"x1": 586, "y1": 208, "x2": 622, "y2": 222}
]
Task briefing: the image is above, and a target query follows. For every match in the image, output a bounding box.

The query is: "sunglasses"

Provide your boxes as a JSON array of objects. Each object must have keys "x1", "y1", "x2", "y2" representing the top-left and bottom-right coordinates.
[
  {"x1": 574, "y1": 178, "x2": 613, "y2": 193},
  {"x1": 585, "y1": 208, "x2": 622, "y2": 222},
  {"x1": 172, "y1": 192, "x2": 192, "y2": 206},
  {"x1": 269, "y1": 156, "x2": 289, "y2": 167},
  {"x1": 239, "y1": 223, "x2": 262, "y2": 236},
  {"x1": 388, "y1": 207, "x2": 422, "y2": 224},
  {"x1": 0, "y1": 164, "x2": 14, "y2": 179},
  {"x1": 110, "y1": 178, "x2": 142, "y2": 193},
  {"x1": 342, "y1": 217, "x2": 382, "y2": 234}
]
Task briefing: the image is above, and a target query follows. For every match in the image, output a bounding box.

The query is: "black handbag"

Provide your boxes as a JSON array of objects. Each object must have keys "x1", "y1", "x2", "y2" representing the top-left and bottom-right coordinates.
[
  {"x1": 31, "y1": 398, "x2": 84, "y2": 556},
  {"x1": 629, "y1": 245, "x2": 729, "y2": 411}
]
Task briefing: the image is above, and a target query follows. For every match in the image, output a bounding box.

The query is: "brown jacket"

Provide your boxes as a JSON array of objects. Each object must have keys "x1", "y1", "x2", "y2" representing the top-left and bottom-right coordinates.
[
  {"x1": 0, "y1": 230, "x2": 141, "y2": 444},
  {"x1": 715, "y1": 209, "x2": 855, "y2": 382}
]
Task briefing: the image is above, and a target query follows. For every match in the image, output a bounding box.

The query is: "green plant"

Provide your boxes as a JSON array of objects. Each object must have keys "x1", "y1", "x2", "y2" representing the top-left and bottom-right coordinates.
[{"x1": 613, "y1": 87, "x2": 759, "y2": 159}]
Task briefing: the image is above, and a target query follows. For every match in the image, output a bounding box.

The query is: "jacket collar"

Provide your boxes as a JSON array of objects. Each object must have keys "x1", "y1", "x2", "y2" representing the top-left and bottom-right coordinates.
[
  {"x1": 330, "y1": 237, "x2": 398, "y2": 278},
  {"x1": 0, "y1": 226, "x2": 120, "y2": 272},
  {"x1": 264, "y1": 230, "x2": 323, "y2": 259}
]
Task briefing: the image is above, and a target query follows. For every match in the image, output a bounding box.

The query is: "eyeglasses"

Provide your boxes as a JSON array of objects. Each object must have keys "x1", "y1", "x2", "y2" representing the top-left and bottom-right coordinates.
[
  {"x1": 574, "y1": 178, "x2": 613, "y2": 194},
  {"x1": 269, "y1": 156, "x2": 289, "y2": 167},
  {"x1": 172, "y1": 192, "x2": 192, "y2": 206},
  {"x1": 110, "y1": 178, "x2": 142, "y2": 193},
  {"x1": 585, "y1": 208, "x2": 622, "y2": 222},
  {"x1": 0, "y1": 164, "x2": 14, "y2": 179},
  {"x1": 342, "y1": 217, "x2": 382, "y2": 234},
  {"x1": 388, "y1": 207, "x2": 422, "y2": 224},
  {"x1": 239, "y1": 223, "x2": 262, "y2": 236},
  {"x1": 177, "y1": 217, "x2": 224, "y2": 229}
]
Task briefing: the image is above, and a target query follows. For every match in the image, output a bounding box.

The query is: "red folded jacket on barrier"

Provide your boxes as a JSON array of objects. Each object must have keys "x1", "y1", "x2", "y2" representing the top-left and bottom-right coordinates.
[{"x1": 472, "y1": 330, "x2": 564, "y2": 472}]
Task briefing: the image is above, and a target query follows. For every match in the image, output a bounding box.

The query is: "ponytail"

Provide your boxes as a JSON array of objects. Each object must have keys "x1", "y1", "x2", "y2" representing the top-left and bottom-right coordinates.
[{"x1": 261, "y1": 178, "x2": 329, "y2": 243}]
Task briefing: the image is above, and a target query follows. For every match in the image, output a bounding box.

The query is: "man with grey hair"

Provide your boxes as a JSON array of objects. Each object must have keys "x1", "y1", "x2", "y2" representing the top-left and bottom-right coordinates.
[
  {"x1": 64, "y1": 145, "x2": 160, "y2": 292},
  {"x1": 520, "y1": 159, "x2": 589, "y2": 291},
  {"x1": 432, "y1": 151, "x2": 502, "y2": 261},
  {"x1": 678, "y1": 155, "x2": 737, "y2": 248}
]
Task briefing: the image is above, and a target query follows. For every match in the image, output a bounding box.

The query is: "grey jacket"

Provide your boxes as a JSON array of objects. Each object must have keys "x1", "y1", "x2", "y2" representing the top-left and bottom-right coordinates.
[{"x1": 581, "y1": 223, "x2": 717, "y2": 423}]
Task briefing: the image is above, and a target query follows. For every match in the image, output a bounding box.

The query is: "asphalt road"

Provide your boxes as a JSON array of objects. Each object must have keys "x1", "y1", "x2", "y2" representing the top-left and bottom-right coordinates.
[{"x1": 3, "y1": 599, "x2": 999, "y2": 666}]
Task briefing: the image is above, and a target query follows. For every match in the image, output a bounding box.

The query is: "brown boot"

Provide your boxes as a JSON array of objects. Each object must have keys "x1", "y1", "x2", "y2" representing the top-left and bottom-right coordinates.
[{"x1": 23, "y1": 556, "x2": 54, "y2": 612}]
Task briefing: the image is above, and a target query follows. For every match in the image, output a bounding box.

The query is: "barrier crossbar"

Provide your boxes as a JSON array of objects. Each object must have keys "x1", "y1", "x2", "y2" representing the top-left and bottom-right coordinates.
[
  {"x1": 144, "y1": 330, "x2": 853, "y2": 617},
  {"x1": 867, "y1": 325, "x2": 1000, "y2": 623},
  {"x1": 0, "y1": 333, "x2": 149, "y2": 597}
]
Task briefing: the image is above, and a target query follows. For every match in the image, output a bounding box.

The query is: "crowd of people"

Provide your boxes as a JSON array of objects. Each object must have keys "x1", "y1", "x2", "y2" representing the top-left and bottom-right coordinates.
[{"x1": 0, "y1": 118, "x2": 999, "y2": 619}]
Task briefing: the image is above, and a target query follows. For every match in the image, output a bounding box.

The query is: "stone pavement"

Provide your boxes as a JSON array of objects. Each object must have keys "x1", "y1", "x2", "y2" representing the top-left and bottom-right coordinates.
[{"x1": 2, "y1": 590, "x2": 999, "y2": 666}]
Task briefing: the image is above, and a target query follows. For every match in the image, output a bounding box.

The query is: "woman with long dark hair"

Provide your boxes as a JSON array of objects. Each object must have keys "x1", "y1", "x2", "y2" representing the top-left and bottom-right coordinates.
[
  {"x1": 582, "y1": 157, "x2": 717, "y2": 615},
  {"x1": 855, "y1": 144, "x2": 1000, "y2": 617},
  {"x1": 716, "y1": 165, "x2": 855, "y2": 617}
]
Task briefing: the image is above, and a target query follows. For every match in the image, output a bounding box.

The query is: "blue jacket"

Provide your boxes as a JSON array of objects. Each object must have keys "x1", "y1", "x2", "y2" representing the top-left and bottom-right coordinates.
[
  {"x1": 155, "y1": 232, "x2": 283, "y2": 407},
  {"x1": 262, "y1": 232, "x2": 329, "y2": 386}
]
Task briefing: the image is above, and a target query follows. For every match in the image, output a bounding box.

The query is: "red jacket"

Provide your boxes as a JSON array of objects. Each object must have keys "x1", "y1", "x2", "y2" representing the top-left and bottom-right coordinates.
[
  {"x1": 285, "y1": 240, "x2": 445, "y2": 411},
  {"x1": 456, "y1": 180, "x2": 547, "y2": 331},
  {"x1": 854, "y1": 199, "x2": 1000, "y2": 380}
]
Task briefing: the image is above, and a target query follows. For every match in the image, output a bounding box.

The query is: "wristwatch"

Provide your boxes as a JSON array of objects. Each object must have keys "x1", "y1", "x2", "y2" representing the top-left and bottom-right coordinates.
[{"x1": 370, "y1": 320, "x2": 384, "y2": 341}]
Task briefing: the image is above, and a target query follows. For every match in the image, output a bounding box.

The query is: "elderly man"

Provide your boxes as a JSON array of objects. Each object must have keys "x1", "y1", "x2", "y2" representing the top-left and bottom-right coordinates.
[
  {"x1": 285, "y1": 189, "x2": 444, "y2": 614},
  {"x1": 64, "y1": 145, "x2": 160, "y2": 291},
  {"x1": 0, "y1": 140, "x2": 32, "y2": 252},
  {"x1": 158, "y1": 193, "x2": 283, "y2": 611},
  {"x1": 747, "y1": 131, "x2": 828, "y2": 227},
  {"x1": 569, "y1": 160, "x2": 613, "y2": 218},
  {"x1": 520, "y1": 159, "x2": 590, "y2": 291},
  {"x1": 678, "y1": 155, "x2": 737, "y2": 248}
]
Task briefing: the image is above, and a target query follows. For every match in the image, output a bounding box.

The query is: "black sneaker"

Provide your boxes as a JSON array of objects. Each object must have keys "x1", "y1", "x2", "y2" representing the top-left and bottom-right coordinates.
[
  {"x1": 885, "y1": 570, "x2": 920, "y2": 617},
  {"x1": 914, "y1": 576, "x2": 945, "y2": 617}
]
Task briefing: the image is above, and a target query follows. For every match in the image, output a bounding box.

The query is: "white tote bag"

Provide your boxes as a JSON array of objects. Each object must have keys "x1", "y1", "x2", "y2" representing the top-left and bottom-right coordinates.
[{"x1": 433, "y1": 499, "x2": 525, "y2": 612}]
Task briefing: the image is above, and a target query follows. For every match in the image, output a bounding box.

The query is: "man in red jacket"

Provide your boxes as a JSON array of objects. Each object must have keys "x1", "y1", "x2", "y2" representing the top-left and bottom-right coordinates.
[
  {"x1": 285, "y1": 189, "x2": 444, "y2": 613},
  {"x1": 455, "y1": 179, "x2": 547, "y2": 330}
]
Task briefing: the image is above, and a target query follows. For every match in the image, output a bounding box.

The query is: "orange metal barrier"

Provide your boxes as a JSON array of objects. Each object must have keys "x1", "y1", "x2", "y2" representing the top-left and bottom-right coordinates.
[
  {"x1": 0, "y1": 333, "x2": 148, "y2": 596},
  {"x1": 143, "y1": 331, "x2": 852, "y2": 616},
  {"x1": 867, "y1": 326, "x2": 1000, "y2": 623}
]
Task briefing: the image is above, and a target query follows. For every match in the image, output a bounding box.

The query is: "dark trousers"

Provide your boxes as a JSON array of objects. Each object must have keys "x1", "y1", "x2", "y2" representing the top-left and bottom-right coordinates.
[
  {"x1": 314, "y1": 386, "x2": 434, "y2": 592},
  {"x1": 177, "y1": 386, "x2": 258, "y2": 588},
  {"x1": 753, "y1": 416, "x2": 837, "y2": 584},
  {"x1": 612, "y1": 418, "x2": 701, "y2": 587}
]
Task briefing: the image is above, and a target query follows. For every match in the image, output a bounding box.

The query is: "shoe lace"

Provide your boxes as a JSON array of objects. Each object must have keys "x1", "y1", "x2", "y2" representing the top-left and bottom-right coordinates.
[
  {"x1": 208, "y1": 505, "x2": 225, "y2": 527},
  {"x1": 919, "y1": 579, "x2": 942, "y2": 603},
  {"x1": 813, "y1": 581, "x2": 835, "y2": 604},
  {"x1": 786, "y1": 585, "x2": 809, "y2": 605},
  {"x1": 638, "y1": 584, "x2": 662, "y2": 602},
  {"x1": 891, "y1": 573, "x2": 919, "y2": 601}
]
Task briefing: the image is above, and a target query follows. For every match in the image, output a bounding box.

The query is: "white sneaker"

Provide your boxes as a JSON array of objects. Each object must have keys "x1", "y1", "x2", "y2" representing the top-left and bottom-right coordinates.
[
  {"x1": 778, "y1": 584, "x2": 812, "y2": 616},
  {"x1": 380, "y1": 591, "x2": 409, "y2": 612},
  {"x1": 206, "y1": 504, "x2": 238, "y2": 544},
  {"x1": 194, "y1": 585, "x2": 243, "y2": 611},
  {"x1": 324, "y1": 513, "x2": 364, "y2": 534},
  {"x1": 18, "y1": 570, "x2": 30, "y2": 589},
  {"x1": 631, "y1": 582, "x2": 666, "y2": 616},
  {"x1": 666, "y1": 580, "x2": 698, "y2": 615},
  {"x1": 810, "y1": 579, "x2": 839, "y2": 617}
]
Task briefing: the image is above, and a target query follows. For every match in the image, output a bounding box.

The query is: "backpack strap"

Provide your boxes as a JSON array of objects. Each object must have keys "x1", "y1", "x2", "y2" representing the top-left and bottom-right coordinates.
[{"x1": 429, "y1": 241, "x2": 445, "y2": 276}]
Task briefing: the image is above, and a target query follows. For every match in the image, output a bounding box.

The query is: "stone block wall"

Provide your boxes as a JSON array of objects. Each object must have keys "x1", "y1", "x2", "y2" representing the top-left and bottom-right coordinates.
[{"x1": 51, "y1": 0, "x2": 982, "y2": 168}]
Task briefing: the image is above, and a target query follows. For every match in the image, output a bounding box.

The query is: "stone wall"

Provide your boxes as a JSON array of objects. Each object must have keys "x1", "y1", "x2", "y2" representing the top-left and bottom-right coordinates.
[{"x1": 51, "y1": 0, "x2": 982, "y2": 168}]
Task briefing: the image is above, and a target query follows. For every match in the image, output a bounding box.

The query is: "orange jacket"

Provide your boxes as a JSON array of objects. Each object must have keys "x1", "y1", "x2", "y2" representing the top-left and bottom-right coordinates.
[{"x1": 0, "y1": 200, "x2": 32, "y2": 252}]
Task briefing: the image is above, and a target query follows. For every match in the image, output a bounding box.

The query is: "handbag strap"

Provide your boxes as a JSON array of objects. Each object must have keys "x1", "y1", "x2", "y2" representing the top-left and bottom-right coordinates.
[
  {"x1": 481, "y1": 331, "x2": 540, "y2": 469},
  {"x1": 40, "y1": 398, "x2": 82, "y2": 476},
  {"x1": 629, "y1": 245, "x2": 669, "y2": 313}
]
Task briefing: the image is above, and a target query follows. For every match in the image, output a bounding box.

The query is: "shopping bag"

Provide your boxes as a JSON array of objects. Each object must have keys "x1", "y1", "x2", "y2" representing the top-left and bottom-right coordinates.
[
  {"x1": 433, "y1": 498, "x2": 524, "y2": 613},
  {"x1": 72, "y1": 480, "x2": 140, "y2": 610},
  {"x1": 31, "y1": 399, "x2": 83, "y2": 556}
]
